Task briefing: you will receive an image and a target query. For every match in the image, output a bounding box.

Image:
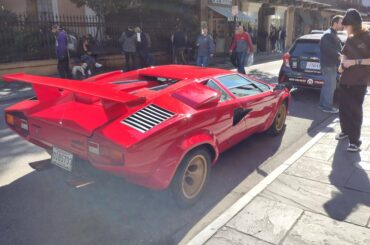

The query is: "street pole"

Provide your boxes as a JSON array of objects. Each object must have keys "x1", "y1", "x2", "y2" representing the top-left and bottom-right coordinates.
[{"x1": 233, "y1": 0, "x2": 237, "y2": 31}]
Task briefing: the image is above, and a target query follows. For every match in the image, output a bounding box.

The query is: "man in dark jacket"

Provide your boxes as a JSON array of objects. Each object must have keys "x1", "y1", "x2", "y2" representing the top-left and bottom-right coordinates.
[
  {"x1": 319, "y1": 15, "x2": 343, "y2": 113},
  {"x1": 171, "y1": 28, "x2": 188, "y2": 64},
  {"x1": 52, "y1": 24, "x2": 72, "y2": 79}
]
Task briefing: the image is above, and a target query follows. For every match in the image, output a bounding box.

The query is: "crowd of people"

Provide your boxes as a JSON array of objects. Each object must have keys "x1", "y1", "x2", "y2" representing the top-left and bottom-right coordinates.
[
  {"x1": 51, "y1": 22, "x2": 267, "y2": 78},
  {"x1": 269, "y1": 25, "x2": 286, "y2": 53}
]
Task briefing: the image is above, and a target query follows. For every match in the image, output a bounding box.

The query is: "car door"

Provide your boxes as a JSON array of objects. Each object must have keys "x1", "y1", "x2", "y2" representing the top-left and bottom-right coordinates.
[
  {"x1": 203, "y1": 79, "x2": 248, "y2": 151},
  {"x1": 215, "y1": 74, "x2": 277, "y2": 144}
]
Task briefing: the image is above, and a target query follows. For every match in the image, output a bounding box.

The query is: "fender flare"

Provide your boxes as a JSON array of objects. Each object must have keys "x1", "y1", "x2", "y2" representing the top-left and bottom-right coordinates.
[
  {"x1": 263, "y1": 93, "x2": 290, "y2": 131},
  {"x1": 147, "y1": 130, "x2": 220, "y2": 189}
]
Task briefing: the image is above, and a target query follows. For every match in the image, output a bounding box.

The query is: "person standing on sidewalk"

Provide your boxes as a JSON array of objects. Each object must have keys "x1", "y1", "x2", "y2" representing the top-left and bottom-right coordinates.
[
  {"x1": 51, "y1": 24, "x2": 72, "y2": 79},
  {"x1": 337, "y1": 9, "x2": 370, "y2": 152},
  {"x1": 119, "y1": 26, "x2": 137, "y2": 71},
  {"x1": 319, "y1": 15, "x2": 344, "y2": 113},
  {"x1": 229, "y1": 25, "x2": 253, "y2": 74},
  {"x1": 195, "y1": 27, "x2": 215, "y2": 67},
  {"x1": 278, "y1": 26, "x2": 286, "y2": 53},
  {"x1": 171, "y1": 27, "x2": 188, "y2": 64}
]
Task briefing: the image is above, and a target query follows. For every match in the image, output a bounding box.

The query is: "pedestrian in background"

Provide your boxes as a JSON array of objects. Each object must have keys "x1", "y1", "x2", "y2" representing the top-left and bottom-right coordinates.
[
  {"x1": 319, "y1": 15, "x2": 344, "y2": 113},
  {"x1": 337, "y1": 9, "x2": 370, "y2": 152},
  {"x1": 143, "y1": 29, "x2": 154, "y2": 66},
  {"x1": 269, "y1": 25, "x2": 277, "y2": 53},
  {"x1": 278, "y1": 26, "x2": 286, "y2": 53},
  {"x1": 171, "y1": 27, "x2": 188, "y2": 64},
  {"x1": 119, "y1": 26, "x2": 137, "y2": 71},
  {"x1": 51, "y1": 24, "x2": 72, "y2": 79},
  {"x1": 229, "y1": 25, "x2": 253, "y2": 74},
  {"x1": 195, "y1": 27, "x2": 215, "y2": 67},
  {"x1": 135, "y1": 26, "x2": 150, "y2": 68}
]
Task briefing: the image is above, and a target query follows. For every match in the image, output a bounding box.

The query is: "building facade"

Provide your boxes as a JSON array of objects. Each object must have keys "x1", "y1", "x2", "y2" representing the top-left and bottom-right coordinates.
[{"x1": 201, "y1": 0, "x2": 369, "y2": 53}]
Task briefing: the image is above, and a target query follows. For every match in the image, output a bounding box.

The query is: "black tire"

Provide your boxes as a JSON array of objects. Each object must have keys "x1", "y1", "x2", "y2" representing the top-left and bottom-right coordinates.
[
  {"x1": 171, "y1": 147, "x2": 211, "y2": 208},
  {"x1": 267, "y1": 101, "x2": 287, "y2": 136}
]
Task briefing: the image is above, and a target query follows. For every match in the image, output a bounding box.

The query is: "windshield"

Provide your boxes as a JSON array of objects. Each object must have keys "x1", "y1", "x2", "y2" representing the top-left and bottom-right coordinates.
[{"x1": 217, "y1": 74, "x2": 270, "y2": 97}]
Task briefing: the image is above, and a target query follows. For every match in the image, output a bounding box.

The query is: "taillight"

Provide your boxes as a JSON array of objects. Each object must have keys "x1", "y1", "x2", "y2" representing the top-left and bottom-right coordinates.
[
  {"x1": 283, "y1": 52, "x2": 291, "y2": 68},
  {"x1": 6, "y1": 113, "x2": 15, "y2": 126},
  {"x1": 88, "y1": 140, "x2": 124, "y2": 165},
  {"x1": 5, "y1": 112, "x2": 29, "y2": 136}
]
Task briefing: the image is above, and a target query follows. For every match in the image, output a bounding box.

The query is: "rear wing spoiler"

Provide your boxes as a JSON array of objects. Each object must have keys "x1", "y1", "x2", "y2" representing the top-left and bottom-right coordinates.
[{"x1": 2, "y1": 73, "x2": 145, "y2": 107}]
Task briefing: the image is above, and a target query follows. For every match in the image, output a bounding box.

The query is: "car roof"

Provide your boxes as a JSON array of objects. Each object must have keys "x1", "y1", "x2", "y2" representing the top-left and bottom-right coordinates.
[
  {"x1": 138, "y1": 65, "x2": 232, "y2": 80},
  {"x1": 297, "y1": 33, "x2": 347, "y2": 43}
]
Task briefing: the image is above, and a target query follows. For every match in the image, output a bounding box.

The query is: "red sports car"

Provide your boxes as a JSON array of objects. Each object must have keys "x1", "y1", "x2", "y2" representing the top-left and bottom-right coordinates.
[{"x1": 3, "y1": 65, "x2": 290, "y2": 206}]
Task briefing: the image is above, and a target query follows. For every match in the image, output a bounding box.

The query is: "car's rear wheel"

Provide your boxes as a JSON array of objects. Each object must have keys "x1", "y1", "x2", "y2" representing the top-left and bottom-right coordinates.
[
  {"x1": 268, "y1": 101, "x2": 287, "y2": 136},
  {"x1": 171, "y1": 148, "x2": 211, "y2": 208}
]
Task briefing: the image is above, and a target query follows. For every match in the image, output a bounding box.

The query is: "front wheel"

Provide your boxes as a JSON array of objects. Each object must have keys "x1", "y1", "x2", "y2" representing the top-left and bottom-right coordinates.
[
  {"x1": 267, "y1": 101, "x2": 287, "y2": 136},
  {"x1": 171, "y1": 148, "x2": 211, "y2": 208}
]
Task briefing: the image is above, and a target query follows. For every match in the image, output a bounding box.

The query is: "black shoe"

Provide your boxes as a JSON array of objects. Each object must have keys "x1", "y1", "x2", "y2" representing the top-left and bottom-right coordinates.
[
  {"x1": 322, "y1": 107, "x2": 339, "y2": 113},
  {"x1": 347, "y1": 144, "x2": 360, "y2": 152},
  {"x1": 335, "y1": 132, "x2": 348, "y2": 140}
]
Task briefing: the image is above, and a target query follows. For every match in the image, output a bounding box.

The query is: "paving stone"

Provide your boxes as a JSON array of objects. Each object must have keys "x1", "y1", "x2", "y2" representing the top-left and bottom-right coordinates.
[
  {"x1": 227, "y1": 196, "x2": 302, "y2": 244},
  {"x1": 261, "y1": 174, "x2": 370, "y2": 226},
  {"x1": 285, "y1": 156, "x2": 354, "y2": 186},
  {"x1": 345, "y1": 167, "x2": 370, "y2": 194},
  {"x1": 205, "y1": 227, "x2": 272, "y2": 245},
  {"x1": 283, "y1": 212, "x2": 370, "y2": 245},
  {"x1": 304, "y1": 143, "x2": 336, "y2": 161}
]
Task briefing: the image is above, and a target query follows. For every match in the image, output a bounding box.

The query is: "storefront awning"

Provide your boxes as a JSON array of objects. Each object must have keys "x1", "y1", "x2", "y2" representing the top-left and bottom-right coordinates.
[
  {"x1": 299, "y1": 10, "x2": 313, "y2": 25},
  {"x1": 208, "y1": 5, "x2": 254, "y2": 23}
]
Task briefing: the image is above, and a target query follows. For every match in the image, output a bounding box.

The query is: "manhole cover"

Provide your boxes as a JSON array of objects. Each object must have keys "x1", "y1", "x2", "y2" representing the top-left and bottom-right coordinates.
[{"x1": 354, "y1": 161, "x2": 370, "y2": 171}]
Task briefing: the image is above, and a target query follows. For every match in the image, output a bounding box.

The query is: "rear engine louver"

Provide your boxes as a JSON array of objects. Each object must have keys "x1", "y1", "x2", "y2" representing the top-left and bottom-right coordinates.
[{"x1": 121, "y1": 104, "x2": 175, "y2": 133}]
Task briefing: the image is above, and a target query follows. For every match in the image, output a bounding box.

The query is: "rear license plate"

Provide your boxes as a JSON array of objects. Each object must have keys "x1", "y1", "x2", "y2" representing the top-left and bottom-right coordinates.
[
  {"x1": 51, "y1": 147, "x2": 73, "y2": 171},
  {"x1": 306, "y1": 62, "x2": 321, "y2": 70}
]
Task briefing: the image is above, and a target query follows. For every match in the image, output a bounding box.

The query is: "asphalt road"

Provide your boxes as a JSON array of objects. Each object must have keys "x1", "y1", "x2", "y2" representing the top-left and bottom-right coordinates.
[{"x1": 0, "y1": 61, "x2": 337, "y2": 245}]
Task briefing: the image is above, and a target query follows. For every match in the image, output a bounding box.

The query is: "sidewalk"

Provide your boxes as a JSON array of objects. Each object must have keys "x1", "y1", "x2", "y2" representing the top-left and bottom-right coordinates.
[
  {"x1": 0, "y1": 52, "x2": 282, "y2": 103},
  {"x1": 188, "y1": 91, "x2": 370, "y2": 244}
]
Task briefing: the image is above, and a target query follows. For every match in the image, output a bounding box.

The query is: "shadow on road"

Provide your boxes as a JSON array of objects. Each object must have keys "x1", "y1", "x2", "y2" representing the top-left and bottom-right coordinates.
[{"x1": 0, "y1": 127, "x2": 285, "y2": 245}]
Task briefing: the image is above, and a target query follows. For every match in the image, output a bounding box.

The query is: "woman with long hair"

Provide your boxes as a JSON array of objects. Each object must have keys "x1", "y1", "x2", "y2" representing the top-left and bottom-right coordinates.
[{"x1": 337, "y1": 9, "x2": 370, "y2": 152}]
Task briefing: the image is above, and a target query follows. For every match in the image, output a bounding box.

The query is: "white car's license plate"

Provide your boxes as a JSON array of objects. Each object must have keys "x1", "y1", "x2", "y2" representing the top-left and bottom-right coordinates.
[
  {"x1": 51, "y1": 147, "x2": 73, "y2": 171},
  {"x1": 306, "y1": 62, "x2": 321, "y2": 70}
]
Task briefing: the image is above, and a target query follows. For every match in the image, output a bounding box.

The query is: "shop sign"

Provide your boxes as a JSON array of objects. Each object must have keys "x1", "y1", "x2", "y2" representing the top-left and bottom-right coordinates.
[
  {"x1": 209, "y1": 0, "x2": 232, "y2": 6},
  {"x1": 232, "y1": 5, "x2": 238, "y2": 16}
]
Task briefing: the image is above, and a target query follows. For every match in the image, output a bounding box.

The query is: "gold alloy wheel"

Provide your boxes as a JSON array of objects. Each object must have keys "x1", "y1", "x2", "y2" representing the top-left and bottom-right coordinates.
[
  {"x1": 181, "y1": 154, "x2": 208, "y2": 199},
  {"x1": 275, "y1": 103, "x2": 287, "y2": 132}
]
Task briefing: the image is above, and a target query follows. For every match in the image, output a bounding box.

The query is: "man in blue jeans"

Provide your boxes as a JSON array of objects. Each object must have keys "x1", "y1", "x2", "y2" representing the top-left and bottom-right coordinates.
[
  {"x1": 319, "y1": 15, "x2": 343, "y2": 113},
  {"x1": 229, "y1": 25, "x2": 253, "y2": 74},
  {"x1": 196, "y1": 27, "x2": 215, "y2": 67}
]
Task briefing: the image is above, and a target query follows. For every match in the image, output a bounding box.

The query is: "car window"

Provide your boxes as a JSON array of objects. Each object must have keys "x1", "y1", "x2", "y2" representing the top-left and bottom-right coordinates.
[
  {"x1": 291, "y1": 41, "x2": 320, "y2": 57},
  {"x1": 216, "y1": 74, "x2": 270, "y2": 98},
  {"x1": 205, "y1": 79, "x2": 231, "y2": 102}
]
